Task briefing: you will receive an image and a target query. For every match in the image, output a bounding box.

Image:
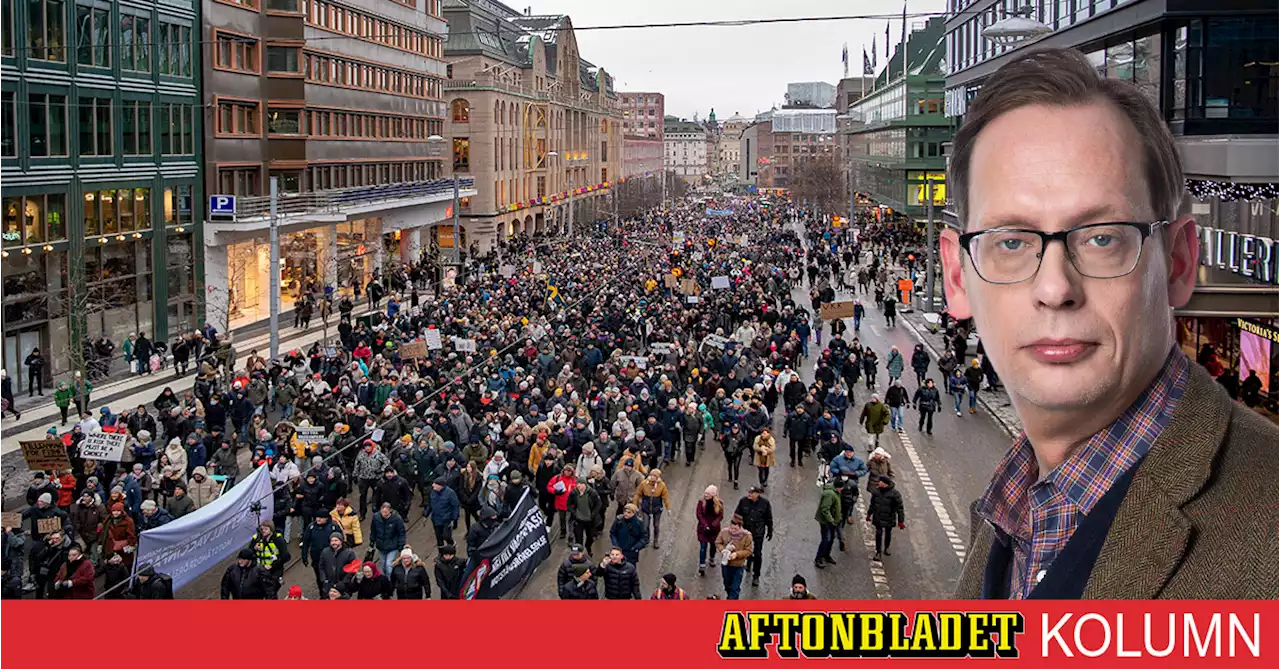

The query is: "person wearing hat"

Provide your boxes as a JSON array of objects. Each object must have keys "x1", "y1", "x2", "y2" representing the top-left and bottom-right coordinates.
[
  {"x1": 789, "y1": 574, "x2": 817, "y2": 600},
  {"x1": 556, "y1": 543, "x2": 593, "y2": 596},
  {"x1": 138, "y1": 499, "x2": 173, "y2": 531},
  {"x1": 733, "y1": 485, "x2": 774, "y2": 589},
  {"x1": 301, "y1": 510, "x2": 340, "y2": 591},
  {"x1": 814, "y1": 477, "x2": 842, "y2": 569},
  {"x1": 424, "y1": 477, "x2": 461, "y2": 548},
  {"x1": 164, "y1": 482, "x2": 196, "y2": 519},
  {"x1": 434, "y1": 544, "x2": 465, "y2": 600},
  {"x1": 22, "y1": 490, "x2": 69, "y2": 544},
  {"x1": 220, "y1": 548, "x2": 270, "y2": 599},
  {"x1": 250, "y1": 520, "x2": 291, "y2": 598},
  {"x1": 284, "y1": 585, "x2": 306, "y2": 600},
  {"x1": 651, "y1": 572, "x2": 690, "y2": 600},
  {"x1": 866, "y1": 476, "x2": 905, "y2": 561},
  {"x1": 560, "y1": 562, "x2": 599, "y2": 599},
  {"x1": 608, "y1": 503, "x2": 649, "y2": 565},
  {"x1": 316, "y1": 531, "x2": 357, "y2": 596},
  {"x1": 390, "y1": 548, "x2": 431, "y2": 599}
]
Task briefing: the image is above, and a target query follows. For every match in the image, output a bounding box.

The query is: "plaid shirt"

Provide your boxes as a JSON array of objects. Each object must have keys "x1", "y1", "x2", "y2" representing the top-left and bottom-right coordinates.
[{"x1": 976, "y1": 348, "x2": 1189, "y2": 599}]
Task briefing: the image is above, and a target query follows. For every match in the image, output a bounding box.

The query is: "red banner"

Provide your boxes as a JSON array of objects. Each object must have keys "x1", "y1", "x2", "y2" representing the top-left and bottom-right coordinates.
[{"x1": 1, "y1": 601, "x2": 1274, "y2": 666}]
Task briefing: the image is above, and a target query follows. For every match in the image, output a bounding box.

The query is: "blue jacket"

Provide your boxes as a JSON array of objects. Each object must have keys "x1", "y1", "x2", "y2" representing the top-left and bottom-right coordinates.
[
  {"x1": 122, "y1": 476, "x2": 143, "y2": 517},
  {"x1": 371, "y1": 511, "x2": 407, "y2": 552},
  {"x1": 829, "y1": 453, "x2": 869, "y2": 479},
  {"x1": 609, "y1": 514, "x2": 649, "y2": 555},
  {"x1": 824, "y1": 392, "x2": 850, "y2": 415},
  {"x1": 810, "y1": 416, "x2": 842, "y2": 441},
  {"x1": 660, "y1": 408, "x2": 682, "y2": 432},
  {"x1": 424, "y1": 486, "x2": 460, "y2": 526}
]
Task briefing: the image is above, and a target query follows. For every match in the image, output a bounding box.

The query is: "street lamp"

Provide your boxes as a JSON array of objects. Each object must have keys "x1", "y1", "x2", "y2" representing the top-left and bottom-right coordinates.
[
  {"x1": 427, "y1": 134, "x2": 461, "y2": 266},
  {"x1": 982, "y1": 6, "x2": 1053, "y2": 46}
]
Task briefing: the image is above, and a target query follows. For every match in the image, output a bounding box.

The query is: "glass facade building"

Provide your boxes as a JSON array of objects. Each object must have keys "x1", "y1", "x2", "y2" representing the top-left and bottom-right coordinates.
[{"x1": 2, "y1": 0, "x2": 203, "y2": 389}]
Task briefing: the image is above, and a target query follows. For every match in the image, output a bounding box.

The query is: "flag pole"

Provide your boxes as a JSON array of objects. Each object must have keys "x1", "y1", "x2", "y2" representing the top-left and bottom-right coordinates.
[{"x1": 901, "y1": 2, "x2": 908, "y2": 84}]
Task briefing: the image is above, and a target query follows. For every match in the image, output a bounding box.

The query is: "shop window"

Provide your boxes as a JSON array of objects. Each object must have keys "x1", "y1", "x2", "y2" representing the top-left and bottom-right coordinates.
[
  {"x1": 451, "y1": 99, "x2": 470, "y2": 122},
  {"x1": 2, "y1": 194, "x2": 65, "y2": 247},
  {"x1": 453, "y1": 137, "x2": 470, "y2": 171},
  {"x1": 163, "y1": 185, "x2": 193, "y2": 227},
  {"x1": 266, "y1": 46, "x2": 301, "y2": 73},
  {"x1": 166, "y1": 234, "x2": 195, "y2": 298},
  {"x1": 78, "y1": 97, "x2": 112, "y2": 156},
  {"x1": 1, "y1": 0, "x2": 12, "y2": 57},
  {"x1": 27, "y1": 93, "x2": 67, "y2": 157},
  {"x1": 28, "y1": 0, "x2": 66, "y2": 61}
]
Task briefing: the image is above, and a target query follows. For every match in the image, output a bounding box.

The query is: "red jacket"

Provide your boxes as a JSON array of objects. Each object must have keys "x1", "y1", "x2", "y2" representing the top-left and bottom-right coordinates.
[
  {"x1": 54, "y1": 557, "x2": 95, "y2": 599},
  {"x1": 56, "y1": 473, "x2": 76, "y2": 508},
  {"x1": 546, "y1": 473, "x2": 577, "y2": 511}
]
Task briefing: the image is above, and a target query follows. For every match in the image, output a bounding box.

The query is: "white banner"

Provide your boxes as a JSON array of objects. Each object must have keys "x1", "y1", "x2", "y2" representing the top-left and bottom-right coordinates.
[
  {"x1": 79, "y1": 431, "x2": 128, "y2": 462},
  {"x1": 133, "y1": 464, "x2": 274, "y2": 591}
]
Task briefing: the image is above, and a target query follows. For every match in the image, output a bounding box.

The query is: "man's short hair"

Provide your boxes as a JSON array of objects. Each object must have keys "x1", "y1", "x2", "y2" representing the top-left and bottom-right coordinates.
[{"x1": 949, "y1": 48, "x2": 1185, "y2": 227}]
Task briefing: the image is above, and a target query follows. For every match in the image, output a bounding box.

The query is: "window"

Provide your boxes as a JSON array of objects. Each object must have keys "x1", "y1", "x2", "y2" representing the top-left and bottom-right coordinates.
[
  {"x1": 27, "y1": 0, "x2": 65, "y2": 61},
  {"x1": 219, "y1": 0, "x2": 259, "y2": 9},
  {"x1": 218, "y1": 167, "x2": 261, "y2": 196},
  {"x1": 119, "y1": 15, "x2": 150, "y2": 72},
  {"x1": 217, "y1": 100, "x2": 260, "y2": 135},
  {"x1": 26, "y1": 93, "x2": 66, "y2": 157},
  {"x1": 268, "y1": 108, "x2": 301, "y2": 134},
  {"x1": 2, "y1": 194, "x2": 65, "y2": 247},
  {"x1": 121, "y1": 100, "x2": 151, "y2": 155},
  {"x1": 78, "y1": 97, "x2": 111, "y2": 156},
  {"x1": 266, "y1": 45, "x2": 300, "y2": 73},
  {"x1": 271, "y1": 171, "x2": 301, "y2": 193},
  {"x1": 75, "y1": 2, "x2": 110, "y2": 67},
  {"x1": 215, "y1": 32, "x2": 260, "y2": 73},
  {"x1": 163, "y1": 185, "x2": 193, "y2": 227},
  {"x1": 0, "y1": 93, "x2": 13, "y2": 156},
  {"x1": 158, "y1": 23, "x2": 192, "y2": 76},
  {"x1": 2, "y1": 0, "x2": 13, "y2": 56},
  {"x1": 158, "y1": 103, "x2": 194, "y2": 155},
  {"x1": 453, "y1": 137, "x2": 469, "y2": 171},
  {"x1": 266, "y1": 0, "x2": 298, "y2": 11},
  {"x1": 451, "y1": 98, "x2": 470, "y2": 121}
]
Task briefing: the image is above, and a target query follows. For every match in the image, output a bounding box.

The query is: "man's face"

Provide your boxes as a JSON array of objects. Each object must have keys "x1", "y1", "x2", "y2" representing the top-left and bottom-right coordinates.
[
  {"x1": 330, "y1": 535, "x2": 342, "y2": 549},
  {"x1": 792, "y1": 584, "x2": 806, "y2": 596},
  {"x1": 940, "y1": 103, "x2": 1196, "y2": 415}
]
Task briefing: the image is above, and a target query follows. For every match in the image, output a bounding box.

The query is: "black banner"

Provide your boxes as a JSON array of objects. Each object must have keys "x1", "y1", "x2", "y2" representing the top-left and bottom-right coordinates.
[{"x1": 460, "y1": 489, "x2": 551, "y2": 600}]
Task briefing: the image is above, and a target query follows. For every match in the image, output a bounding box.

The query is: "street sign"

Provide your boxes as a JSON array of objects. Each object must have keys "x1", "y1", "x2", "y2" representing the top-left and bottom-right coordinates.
[{"x1": 209, "y1": 195, "x2": 236, "y2": 221}]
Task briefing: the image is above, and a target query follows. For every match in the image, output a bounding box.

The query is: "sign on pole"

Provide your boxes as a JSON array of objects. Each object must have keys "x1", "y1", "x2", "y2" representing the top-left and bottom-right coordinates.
[
  {"x1": 820, "y1": 301, "x2": 856, "y2": 320},
  {"x1": 460, "y1": 489, "x2": 551, "y2": 599},
  {"x1": 680, "y1": 278, "x2": 700, "y2": 295},
  {"x1": 21, "y1": 440, "x2": 69, "y2": 471},
  {"x1": 79, "y1": 431, "x2": 128, "y2": 462},
  {"x1": 399, "y1": 340, "x2": 429, "y2": 359}
]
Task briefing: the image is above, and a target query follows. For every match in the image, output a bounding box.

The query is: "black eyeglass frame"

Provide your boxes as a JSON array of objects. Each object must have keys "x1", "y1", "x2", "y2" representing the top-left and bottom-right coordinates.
[{"x1": 957, "y1": 220, "x2": 1168, "y2": 284}]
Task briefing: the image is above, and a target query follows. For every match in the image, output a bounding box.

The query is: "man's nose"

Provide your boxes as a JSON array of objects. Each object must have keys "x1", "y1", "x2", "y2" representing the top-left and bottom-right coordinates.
[{"x1": 1030, "y1": 240, "x2": 1084, "y2": 309}]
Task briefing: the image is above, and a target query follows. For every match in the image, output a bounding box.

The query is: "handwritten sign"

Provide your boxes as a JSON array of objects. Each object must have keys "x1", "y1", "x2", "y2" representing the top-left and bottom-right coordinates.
[
  {"x1": 424, "y1": 329, "x2": 443, "y2": 350},
  {"x1": 400, "y1": 340, "x2": 429, "y2": 359},
  {"x1": 710, "y1": 276, "x2": 731, "y2": 290},
  {"x1": 820, "y1": 301, "x2": 855, "y2": 321},
  {"x1": 1, "y1": 512, "x2": 20, "y2": 530},
  {"x1": 79, "y1": 431, "x2": 128, "y2": 462},
  {"x1": 650, "y1": 342, "x2": 676, "y2": 355},
  {"x1": 663, "y1": 274, "x2": 679, "y2": 289},
  {"x1": 531, "y1": 261, "x2": 543, "y2": 274},
  {"x1": 371, "y1": 428, "x2": 385, "y2": 443},
  {"x1": 680, "y1": 278, "x2": 700, "y2": 296},
  {"x1": 294, "y1": 426, "x2": 327, "y2": 445},
  {"x1": 453, "y1": 337, "x2": 477, "y2": 353},
  {"x1": 21, "y1": 440, "x2": 69, "y2": 471},
  {"x1": 37, "y1": 517, "x2": 63, "y2": 535}
]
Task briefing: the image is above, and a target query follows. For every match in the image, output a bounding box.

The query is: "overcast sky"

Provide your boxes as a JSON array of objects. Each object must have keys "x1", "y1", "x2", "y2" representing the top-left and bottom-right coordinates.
[{"x1": 533, "y1": 0, "x2": 947, "y2": 120}]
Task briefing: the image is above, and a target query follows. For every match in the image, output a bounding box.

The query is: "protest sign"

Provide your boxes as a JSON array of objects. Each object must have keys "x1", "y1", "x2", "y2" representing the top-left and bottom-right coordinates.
[
  {"x1": 687, "y1": 296, "x2": 700, "y2": 304},
  {"x1": 21, "y1": 440, "x2": 69, "y2": 471},
  {"x1": 453, "y1": 338, "x2": 478, "y2": 353},
  {"x1": 399, "y1": 340, "x2": 428, "y2": 359},
  {"x1": 294, "y1": 426, "x2": 327, "y2": 445},
  {"x1": 711, "y1": 276, "x2": 731, "y2": 290},
  {"x1": 0, "y1": 512, "x2": 20, "y2": 530},
  {"x1": 622, "y1": 356, "x2": 649, "y2": 369},
  {"x1": 424, "y1": 329, "x2": 443, "y2": 350},
  {"x1": 821, "y1": 301, "x2": 855, "y2": 320},
  {"x1": 680, "y1": 278, "x2": 700, "y2": 295},
  {"x1": 499, "y1": 265, "x2": 515, "y2": 278},
  {"x1": 78, "y1": 431, "x2": 128, "y2": 462},
  {"x1": 663, "y1": 274, "x2": 679, "y2": 289},
  {"x1": 371, "y1": 428, "x2": 385, "y2": 443},
  {"x1": 650, "y1": 342, "x2": 676, "y2": 354},
  {"x1": 461, "y1": 489, "x2": 551, "y2": 599},
  {"x1": 37, "y1": 518, "x2": 62, "y2": 534},
  {"x1": 701, "y1": 334, "x2": 730, "y2": 351}
]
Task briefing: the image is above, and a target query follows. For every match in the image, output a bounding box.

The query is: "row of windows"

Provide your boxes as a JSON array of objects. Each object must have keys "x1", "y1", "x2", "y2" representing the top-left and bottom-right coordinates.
[
  {"x1": 214, "y1": 100, "x2": 438, "y2": 139},
  {"x1": 307, "y1": 52, "x2": 441, "y2": 99},
  {"x1": 212, "y1": 32, "x2": 300, "y2": 75},
  {"x1": 303, "y1": 0, "x2": 442, "y2": 59},
  {"x1": 217, "y1": 161, "x2": 440, "y2": 196},
  {"x1": 948, "y1": 0, "x2": 1134, "y2": 74},
  {"x1": 1, "y1": 94, "x2": 194, "y2": 158},
  {"x1": 1, "y1": 0, "x2": 192, "y2": 76}
]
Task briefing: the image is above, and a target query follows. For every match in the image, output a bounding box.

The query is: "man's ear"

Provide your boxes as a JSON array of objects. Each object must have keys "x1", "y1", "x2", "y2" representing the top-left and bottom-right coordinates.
[
  {"x1": 939, "y1": 228, "x2": 972, "y2": 319},
  {"x1": 1163, "y1": 216, "x2": 1199, "y2": 308}
]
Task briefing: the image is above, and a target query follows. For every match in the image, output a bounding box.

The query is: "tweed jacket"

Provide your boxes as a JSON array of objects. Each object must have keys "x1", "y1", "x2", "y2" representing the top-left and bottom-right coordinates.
[{"x1": 955, "y1": 362, "x2": 1278, "y2": 599}]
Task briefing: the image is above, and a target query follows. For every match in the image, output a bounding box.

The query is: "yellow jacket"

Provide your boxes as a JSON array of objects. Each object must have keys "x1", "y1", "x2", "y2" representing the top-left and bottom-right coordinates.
[
  {"x1": 528, "y1": 441, "x2": 549, "y2": 473},
  {"x1": 331, "y1": 506, "x2": 363, "y2": 546},
  {"x1": 633, "y1": 478, "x2": 671, "y2": 510}
]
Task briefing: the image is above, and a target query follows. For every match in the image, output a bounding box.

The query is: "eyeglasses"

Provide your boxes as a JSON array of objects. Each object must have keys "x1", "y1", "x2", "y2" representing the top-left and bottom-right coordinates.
[{"x1": 958, "y1": 221, "x2": 1166, "y2": 285}]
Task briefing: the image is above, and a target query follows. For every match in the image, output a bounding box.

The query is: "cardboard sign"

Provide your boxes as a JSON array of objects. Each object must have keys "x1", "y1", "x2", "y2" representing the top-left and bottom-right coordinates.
[
  {"x1": 531, "y1": 261, "x2": 543, "y2": 274},
  {"x1": 424, "y1": 329, "x2": 443, "y2": 350},
  {"x1": 663, "y1": 274, "x2": 679, "y2": 289},
  {"x1": 400, "y1": 340, "x2": 429, "y2": 359},
  {"x1": 78, "y1": 431, "x2": 128, "y2": 462},
  {"x1": 821, "y1": 301, "x2": 855, "y2": 320},
  {"x1": 453, "y1": 337, "x2": 477, "y2": 353},
  {"x1": 21, "y1": 440, "x2": 69, "y2": 471},
  {"x1": 36, "y1": 517, "x2": 63, "y2": 535},
  {"x1": 294, "y1": 426, "x2": 327, "y2": 445},
  {"x1": 1, "y1": 512, "x2": 20, "y2": 530},
  {"x1": 710, "y1": 276, "x2": 731, "y2": 290},
  {"x1": 680, "y1": 278, "x2": 700, "y2": 296}
]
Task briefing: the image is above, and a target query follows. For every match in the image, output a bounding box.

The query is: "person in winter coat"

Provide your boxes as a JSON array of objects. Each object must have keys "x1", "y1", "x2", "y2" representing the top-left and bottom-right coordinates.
[
  {"x1": 948, "y1": 367, "x2": 969, "y2": 417},
  {"x1": 185, "y1": 466, "x2": 220, "y2": 509},
  {"x1": 348, "y1": 560, "x2": 393, "y2": 600},
  {"x1": 866, "y1": 448, "x2": 895, "y2": 493},
  {"x1": 546, "y1": 465, "x2": 578, "y2": 539},
  {"x1": 632, "y1": 469, "x2": 670, "y2": 545},
  {"x1": 814, "y1": 482, "x2": 842, "y2": 569},
  {"x1": 858, "y1": 395, "x2": 890, "y2": 450},
  {"x1": 695, "y1": 485, "x2": 724, "y2": 575},
  {"x1": 574, "y1": 443, "x2": 604, "y2": 481},
  {"x1": 52, "y1": 544, "x2": 95, "y2": 599},
  {"x1": 353, "y1": 441, "x2": 390, "y2": 519},
  {"x1": 330, "y1": 498, "x2": 362, "y2": 547},
  {"x1": 608, "y1": 504, "x2": 649, "y2": 564},
  {"x1": 424, "y1": 479, "x2": 460, "y2": 548},
  {"x1": 714, "y1": 514, "x2": 755, "y2": 600},
  {"x1": 138, "y1": 500, "x2": 173, "y2": 531},
  {"x1": 910, "y1": 345, "x2": 931, "y2": 386},
  {"x1": 595, "y1": 547, "x2": 641, "y2": 599},
  {"x1": 390, "y1": 548, "x2": 431, "y2": 599},
  {"x1": 721, "y1": 424, "x2": 750, "y2": 491},
  {"x1": 374, "y1": 467, "x2": 414, "y2": 518},
  {"x1": 315, "y1": 532, "x2": 357, "y2": 595},
  {"x1": 567, "y1": 481, "x2": 602, "y2": 553},
  {"x1": 560, "y1": 563, "x2": 599, "y2": 599},
  {"x1": 752, "y1": 428, "x2": 777, "y2": 488},
  {"x1": 165, "y1": 483, "x2": 196, "y2": 519},
  {"x1": 370, "y1": 503, "x2": 407, "y2": 575},
  {"x1": 434, "y1": 544, "x2": 465, "y2": 599},
  {"x1": 884, "y1": 381, "x2": 909, "y2": 432},
  {"x1": 557, "y1": 544, "x2": 593, "y2": 594},
  {"x1": 866, "y1": 476, "x2": 905, "y2": 560},
  {"x1": 609, "y1": 458, "x2": 643, "y2": 517},
  {"x1": 220, "y1": 549, "x2": 270, "y2": 599},
  {"x1": 885, "y1": 346, "x2": 905, "y2": 384},
  {"x1": 70, "y1": 491, "x2": 107, "y2": 563},
  {"x1": 163, "y1": 439, "x2": 188, "y2": 480},
  {"x1": 963, "y1": 359, "x2": 984, "y2": 415},
  {"x1": 861, "y1": 348, "x2": 879, "y2": 389},
  {"x1": 651, "y1": 572, "x2": 690, "y2": 600},
  {"x1": 911, "y1": 379, "x2": 941, "y2": 435}
]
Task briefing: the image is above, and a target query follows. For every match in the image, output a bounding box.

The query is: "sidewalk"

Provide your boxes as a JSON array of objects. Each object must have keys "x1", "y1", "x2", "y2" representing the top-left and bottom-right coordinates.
[{"x1": 898, "y1": 311, "x2": 1025, "y2": 439}]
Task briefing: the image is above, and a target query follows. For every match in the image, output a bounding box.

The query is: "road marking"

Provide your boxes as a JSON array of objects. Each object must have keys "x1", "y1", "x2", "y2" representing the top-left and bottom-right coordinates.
[
  {"x1": 854, "y1": 493, "x2": 893, "y2": 600},
  {"x1": 895, "y1": 429, "x2": 967, "y2": 564}
]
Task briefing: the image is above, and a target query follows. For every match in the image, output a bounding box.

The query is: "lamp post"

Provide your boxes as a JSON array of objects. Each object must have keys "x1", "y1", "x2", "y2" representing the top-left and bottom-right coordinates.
[
  {"x1": 981, "y1": 6, "x2": 1053, "y2": 46},
  {"x1": 427, "y1": 135, "x2": 460, "y2": 266}
]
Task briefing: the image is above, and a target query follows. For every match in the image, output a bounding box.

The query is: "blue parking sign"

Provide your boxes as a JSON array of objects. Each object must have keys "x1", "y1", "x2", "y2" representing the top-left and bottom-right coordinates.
[{"x1": 209, "y1": 195, "x2": 236, "y2": 217}]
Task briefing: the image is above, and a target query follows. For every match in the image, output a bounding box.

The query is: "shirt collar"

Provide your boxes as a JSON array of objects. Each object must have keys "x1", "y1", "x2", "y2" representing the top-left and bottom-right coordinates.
[{"x1": 977, "y1": 347, "x2": 1190, "y2": 540}]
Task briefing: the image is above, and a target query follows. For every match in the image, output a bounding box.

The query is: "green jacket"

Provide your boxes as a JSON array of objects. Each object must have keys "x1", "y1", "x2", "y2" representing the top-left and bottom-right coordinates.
[
  {"x1": 54, "y1": 384, "x2": 73, "y2": 408},
  {"x1": 815, "y1": 484, "x2": 842, "y2": 526},
  {"x1": 860, "y1": 401, "x2": 890, "y2": 434},
  {"x1": 374, "y1": 383, "x2": 395, "y2": 408}
]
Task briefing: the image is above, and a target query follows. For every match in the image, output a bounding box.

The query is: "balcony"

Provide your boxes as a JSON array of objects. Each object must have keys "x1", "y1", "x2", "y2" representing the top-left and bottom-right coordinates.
[{"x1": 216, "y1": 178, "x2": 477, "y2": 232}]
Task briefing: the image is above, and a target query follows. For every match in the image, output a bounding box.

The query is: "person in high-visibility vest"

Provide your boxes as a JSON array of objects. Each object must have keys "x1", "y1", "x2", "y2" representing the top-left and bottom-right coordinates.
[{"x1": 250, "y1": 521, "x2": 292, "y2": 599}]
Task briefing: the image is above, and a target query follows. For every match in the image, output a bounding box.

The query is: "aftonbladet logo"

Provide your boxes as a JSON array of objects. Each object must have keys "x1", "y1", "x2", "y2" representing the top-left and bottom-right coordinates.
[{"x1": 716, "y1": 611, "x2": 1024, "y2": 659}]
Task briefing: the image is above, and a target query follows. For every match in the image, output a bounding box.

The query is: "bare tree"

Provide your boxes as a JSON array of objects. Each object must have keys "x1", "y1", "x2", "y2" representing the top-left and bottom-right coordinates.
[
  {"x1": 204, "y1": 245, "x2": 253, "y2": 336},
  {"x1": 789, "y1": 156, "x2": 847, "y2": 217}
]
